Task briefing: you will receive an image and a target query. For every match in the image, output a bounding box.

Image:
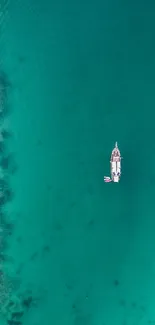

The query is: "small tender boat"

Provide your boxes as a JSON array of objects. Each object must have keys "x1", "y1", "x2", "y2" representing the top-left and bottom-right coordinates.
[{"x1": 104, "y1": 142, "x2": 122, "y2": 183}]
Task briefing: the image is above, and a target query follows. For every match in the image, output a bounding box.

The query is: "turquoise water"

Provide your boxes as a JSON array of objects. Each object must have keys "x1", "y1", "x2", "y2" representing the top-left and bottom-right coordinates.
[{"x1": 0, "y1": 0, "x2": 155, "y2": 324}]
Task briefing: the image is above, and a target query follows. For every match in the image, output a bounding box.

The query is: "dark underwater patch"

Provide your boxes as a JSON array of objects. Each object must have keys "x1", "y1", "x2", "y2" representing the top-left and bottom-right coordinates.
[
  {"x1": 0, "y1": 154, "x2": 17, "y2": 175},
  {"x1": 18, "y1": 56, "x2": 26, "y2": 64},
  {"x1": 113, "y1": 279, "x2": 120, "y2": 287},
  {"x1": 0, "y1": 70, "x2": 39, "y2": 324},
  {"x1": 1, "y1": 129, "x2": 12, "y2": 140}
]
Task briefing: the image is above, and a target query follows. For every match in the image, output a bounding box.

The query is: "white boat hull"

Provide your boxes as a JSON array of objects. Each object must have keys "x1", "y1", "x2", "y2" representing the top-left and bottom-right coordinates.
[{"x1": 110, "y1": 142, "x2": 121, "y2": 182}]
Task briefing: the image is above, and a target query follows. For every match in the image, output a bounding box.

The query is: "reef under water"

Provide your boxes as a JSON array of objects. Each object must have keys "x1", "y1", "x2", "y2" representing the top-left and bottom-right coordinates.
[{"x1": 0, "y1": 71, "x2": 38, "y2": 325}]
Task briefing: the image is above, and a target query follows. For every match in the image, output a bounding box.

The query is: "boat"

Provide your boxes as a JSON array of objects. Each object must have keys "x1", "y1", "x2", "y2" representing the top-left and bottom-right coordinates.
[{"x1": 104, "y1": 142, "x2": 122, "y2": 183}]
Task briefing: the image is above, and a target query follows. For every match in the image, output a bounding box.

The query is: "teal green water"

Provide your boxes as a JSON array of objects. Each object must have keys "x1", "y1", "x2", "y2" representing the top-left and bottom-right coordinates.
[{"x1": 0, "y1": 0, "x2": 155, "y2": 324}]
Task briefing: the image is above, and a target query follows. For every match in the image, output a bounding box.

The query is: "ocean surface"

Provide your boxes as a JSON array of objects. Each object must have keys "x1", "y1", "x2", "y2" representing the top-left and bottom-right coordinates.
[{"x1": 0, "y1": 0, "x2": 155, "y2": 324}]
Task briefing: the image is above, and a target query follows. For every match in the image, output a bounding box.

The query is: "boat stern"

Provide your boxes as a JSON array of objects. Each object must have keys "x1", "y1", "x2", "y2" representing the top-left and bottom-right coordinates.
[{"x1": 113, "y1": 175, "x2": 119, "y2": 183}]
